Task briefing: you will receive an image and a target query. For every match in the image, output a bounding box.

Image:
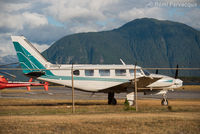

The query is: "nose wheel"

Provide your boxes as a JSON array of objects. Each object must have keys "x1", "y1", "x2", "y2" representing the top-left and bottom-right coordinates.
[
  {"x1": 161, "y1": 98, "x2": 168, "y2": 106},
  {"x1": 161, "y1": 94, "x2": 168, "y2": 106}
]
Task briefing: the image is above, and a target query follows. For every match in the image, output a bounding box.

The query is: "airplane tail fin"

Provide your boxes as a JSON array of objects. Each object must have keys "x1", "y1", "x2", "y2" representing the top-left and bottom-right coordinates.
[{"x1": 11, "y1": 36, "x2": 53, "y2": 76}]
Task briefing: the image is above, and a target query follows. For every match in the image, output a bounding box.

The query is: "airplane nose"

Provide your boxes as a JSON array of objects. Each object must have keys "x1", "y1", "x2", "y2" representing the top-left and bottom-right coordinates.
[{"x1": 174, "y1": 79, "x2": 183, "y2": 87}]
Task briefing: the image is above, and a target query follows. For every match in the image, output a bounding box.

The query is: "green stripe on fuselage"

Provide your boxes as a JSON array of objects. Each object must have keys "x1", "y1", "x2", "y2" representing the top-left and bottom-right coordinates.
[{"x1": 165, "y1": 80, "x2": 173, "y2": 83}]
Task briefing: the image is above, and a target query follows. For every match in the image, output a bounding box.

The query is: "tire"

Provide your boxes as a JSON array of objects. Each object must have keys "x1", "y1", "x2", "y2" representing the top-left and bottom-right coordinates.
[
  {"x1": 108, "y1": 99, "x2": 112, "y2": 105},
  {"x1": 108, "y1": 92, "x2": 116, "y2": 105},
  {"x1": 161, "y1": 99, "x2": 168, "y2": 106},
  {"x1": 111, "y1": 98, "x2": 117, "y2": 105},
  {"x1": 108, "y1": 98, "x2": 117, "y2": 105}
]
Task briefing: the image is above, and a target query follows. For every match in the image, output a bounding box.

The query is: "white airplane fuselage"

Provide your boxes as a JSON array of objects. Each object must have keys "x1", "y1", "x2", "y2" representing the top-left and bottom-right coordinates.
[{"x1": 37, "y1": 64, "x2": 182, "y2": 92}]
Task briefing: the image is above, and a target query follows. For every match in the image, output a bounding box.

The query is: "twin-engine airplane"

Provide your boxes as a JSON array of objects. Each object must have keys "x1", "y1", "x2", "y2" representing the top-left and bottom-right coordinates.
[{"x1": 11, "y1": 36, "x2": 183, "y2": 106}]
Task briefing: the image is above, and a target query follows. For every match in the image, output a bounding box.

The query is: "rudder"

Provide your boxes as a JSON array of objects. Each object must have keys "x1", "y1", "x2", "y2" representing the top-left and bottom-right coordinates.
[{"x1": 11, "y1": 36, "x2": 53, "y2": 76}]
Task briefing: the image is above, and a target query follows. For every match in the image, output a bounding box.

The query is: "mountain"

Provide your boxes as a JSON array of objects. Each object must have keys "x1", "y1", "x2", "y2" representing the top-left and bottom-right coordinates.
[
  {"x1": 0, "y1": 55, "x2": 28, "y2": 81},
  {"x1": 42, "y1": 18, "x2": 200, "y2": 76},
  {"x1": 0, "y1": 55, "x2": 18, "y2": 65}
]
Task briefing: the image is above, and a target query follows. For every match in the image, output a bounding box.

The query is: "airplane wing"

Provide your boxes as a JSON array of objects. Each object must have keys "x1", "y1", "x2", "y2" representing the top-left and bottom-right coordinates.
[{"x1": 99, "y1": 76, "x2": 161, "y2": 93}]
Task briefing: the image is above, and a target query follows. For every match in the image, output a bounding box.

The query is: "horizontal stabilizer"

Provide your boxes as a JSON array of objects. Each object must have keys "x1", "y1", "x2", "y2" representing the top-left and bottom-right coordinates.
[{"x1": 25, "y1": 71, "x2": 46, "y2": 78}]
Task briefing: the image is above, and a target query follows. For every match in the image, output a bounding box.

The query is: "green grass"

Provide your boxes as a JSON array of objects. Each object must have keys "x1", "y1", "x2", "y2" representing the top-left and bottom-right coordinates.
[
  {"x1": 0, "y1": 98, "x2": 199, "y2": 115},
  {"x1": 0, "y1": 98, "x2": 200, "y2": 134},
  {"x1": 0, "y1": 112, "x2": 199, "y2": 134}
]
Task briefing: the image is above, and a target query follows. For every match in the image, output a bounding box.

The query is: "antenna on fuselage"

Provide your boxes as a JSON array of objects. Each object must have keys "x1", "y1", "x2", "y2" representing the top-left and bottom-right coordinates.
[{"x1": 120, "y1": 59, "x2": 126, "y2": 65}]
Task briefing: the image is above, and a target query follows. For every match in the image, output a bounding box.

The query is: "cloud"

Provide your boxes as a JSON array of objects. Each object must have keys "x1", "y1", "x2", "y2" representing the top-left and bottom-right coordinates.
[
  {"x1": 70, "y1": 25, "x2": 99, "y2": 33},
  {"x1": 32, "y1": 42, "x2": 50, "y2": 52},
  {"x1": 0, "y1": 12, "x2": 48, "y2": 32},
  {"x1": 0, "y1": 33, "x2": 49, "y2": 57},
  {"x1": 0, "y1": 33, "x2": 16, "y2": 57},
  {"x1": 22, "y1": 12, "x2": 48, "y2": 28},
  {"x1": 172, "y1": 8, "x2": 200, "y2": 29},
  {"x1": 0, "y1": 0, "x2": 48, "y2": 33},
  {"x1": 0, "y1": 0, "x2": 199, "y2": 57},
  {"x1": 43, "y1": 0, "x2": 119, "y2": 22},
  {"x1": 0, "y1": 2, "x2": 31, "y2": 12},
  {"x1": 119, "y1": 7, "x2": 166, "y2": 21},
  {"x1": 118, "y1": 6, "x2": 200, "y2": 29},
  {"x1": 0, "y1": 13, "x2": 24, "y2": 31},
  {"x1": 21, "y1": 24, "x2": 69, "y2": 44}
]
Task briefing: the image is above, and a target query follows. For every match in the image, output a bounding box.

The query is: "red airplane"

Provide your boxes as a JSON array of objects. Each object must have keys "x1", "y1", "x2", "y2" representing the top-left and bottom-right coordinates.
[{"x1": 0, "y1": 75, "x2": 48, "y2": 91}]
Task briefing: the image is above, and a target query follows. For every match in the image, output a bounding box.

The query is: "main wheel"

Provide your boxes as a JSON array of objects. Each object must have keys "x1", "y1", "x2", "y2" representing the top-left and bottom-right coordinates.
[
  {"x1": 111, "y1": 98, "x2": 117, "y2": 105},
  {"x1": 161, "y1": 99, "x2": 168, "y2": 106},
  {"x1": 108, "y1": 98, "x2": 117, "y2": 105},
  {"x1": 108, "y1": 99, "x2": 111, "y2": 105}
]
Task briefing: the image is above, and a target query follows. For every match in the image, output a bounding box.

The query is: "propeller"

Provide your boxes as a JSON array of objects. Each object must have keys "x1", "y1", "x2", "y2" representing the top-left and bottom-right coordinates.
[
  {"x1": 155, "y1": 69, "x2": 158, "y2": 74},
  {"x1": 175, "y1": 64, "x2": 179, "y2": 79}
]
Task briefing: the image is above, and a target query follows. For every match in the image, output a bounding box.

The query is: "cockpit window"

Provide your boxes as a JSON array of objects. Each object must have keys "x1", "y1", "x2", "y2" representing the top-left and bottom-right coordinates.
[{"x1": 143, "y1": 69, "x2": 150, "y2": 76}]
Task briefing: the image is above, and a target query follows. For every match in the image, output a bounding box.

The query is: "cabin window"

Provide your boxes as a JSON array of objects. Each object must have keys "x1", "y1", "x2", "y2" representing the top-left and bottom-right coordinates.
[
  {"x1": 73, "y1": 70, "x2": 80, "y2": 76},
  {"x1": 85, "y1": 70, "x2": 94, "y2": 76},
  {"x1": 115, "y1": 69, "x2": 126, "y2": 76},
  {"x1": 99, "y1": 69, "x2": 110, "y2": 76},
  {"x1": 129, "y1": 69, "x2": 141, "y2": 76}
]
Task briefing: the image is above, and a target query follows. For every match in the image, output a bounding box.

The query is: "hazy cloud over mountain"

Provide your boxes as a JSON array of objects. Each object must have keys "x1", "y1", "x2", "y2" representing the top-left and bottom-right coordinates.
[{"x1": 0, "y1": 0, "x2": 199, "y2": 57}]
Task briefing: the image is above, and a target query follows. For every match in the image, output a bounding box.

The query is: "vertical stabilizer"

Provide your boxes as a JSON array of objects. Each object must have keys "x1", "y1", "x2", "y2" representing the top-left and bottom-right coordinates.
[{"x1": 11, "y1": 36, "x2": 53, "y2": 76}]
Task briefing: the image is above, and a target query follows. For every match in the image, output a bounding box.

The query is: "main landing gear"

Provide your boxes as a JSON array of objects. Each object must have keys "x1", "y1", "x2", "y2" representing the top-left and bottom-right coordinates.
[
  {"x1": 108, "y1": 92, "x2": 117, "y2": 105},
  {"x1": 161, "y1": 93, "x2": 168, "y2": 106}
]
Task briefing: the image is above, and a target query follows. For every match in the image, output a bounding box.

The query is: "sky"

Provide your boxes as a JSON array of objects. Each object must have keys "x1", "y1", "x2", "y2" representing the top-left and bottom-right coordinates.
[{"x1": 0, "y1": 0, "x2": 199, "y2": 58}]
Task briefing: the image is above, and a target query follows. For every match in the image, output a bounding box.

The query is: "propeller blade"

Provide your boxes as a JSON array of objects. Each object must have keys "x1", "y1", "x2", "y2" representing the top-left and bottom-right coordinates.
[
  {"x1": 0, "y1": 71, "x2": 16, "y2": 78},
  {"x1": 175, "y1": 64, "x2": 179, "y2": 79},
  {"x1": 155, "y1": 69, "x2": 158, "y2": 74}
]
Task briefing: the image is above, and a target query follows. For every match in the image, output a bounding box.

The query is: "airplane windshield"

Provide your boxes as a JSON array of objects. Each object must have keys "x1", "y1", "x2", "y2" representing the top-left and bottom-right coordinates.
[{"x1": 143, "y1": 69, "x2": 150, "y2": 76}]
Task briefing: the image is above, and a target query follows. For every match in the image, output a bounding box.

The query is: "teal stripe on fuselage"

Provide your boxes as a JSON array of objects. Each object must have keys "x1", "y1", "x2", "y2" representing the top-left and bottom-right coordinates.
[
  {"x1": 165, "y1": 80, "x2": 173, "y2": 83},
  {"x1": 41, "y1": 75, "x2": 129, "y2": 83}
]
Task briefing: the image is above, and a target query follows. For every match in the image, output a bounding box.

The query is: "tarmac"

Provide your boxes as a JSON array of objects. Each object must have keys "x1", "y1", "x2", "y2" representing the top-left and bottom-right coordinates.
[{"x1": 0, "y1": 86, "x2": 200, "y2": 101}]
